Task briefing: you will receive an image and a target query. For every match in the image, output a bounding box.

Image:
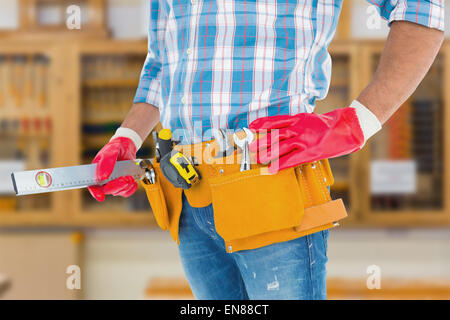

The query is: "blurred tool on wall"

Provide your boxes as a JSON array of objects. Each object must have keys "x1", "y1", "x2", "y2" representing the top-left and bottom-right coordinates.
[
  {"x1": 0, "y1": 54, "x2": 51, "y2": 211},
  {"x1": 370, "y1": 56, "x2": 443, "y2": 211}
]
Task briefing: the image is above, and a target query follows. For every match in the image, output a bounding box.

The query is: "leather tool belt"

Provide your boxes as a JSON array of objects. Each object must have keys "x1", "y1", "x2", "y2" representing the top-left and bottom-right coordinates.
[{"x1": 141, "y1": 135, "x2": 348, "y2": 253}]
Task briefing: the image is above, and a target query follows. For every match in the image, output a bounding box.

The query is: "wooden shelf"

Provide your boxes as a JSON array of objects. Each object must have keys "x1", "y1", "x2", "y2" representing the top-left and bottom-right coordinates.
[
  {"x1": 71, "y1": 212, "x2": 155, "y2": 227},
  {"x1": 0, "y1": 213, "x2": 61, "y2": 227},
  {"x1": 0, "y1": 212, "x2": 155, "y2": 228},
  {"x1": 144, "y1": 277, "x2": 450, "y2": 300},
  {"x1": 356, "y1": 41, "x2": 450, "y2": 227},
  {"x1": 0, "y1": 42, "x2": 71, "y2": 227},
  {"x1": 1, "y1": 37, "x2": 449, "y2": 228},
  {"x1": 69, "y1": 40, "x2": 151, "y2": 227},
  {"x1": 0, "y1": 38, "x2": 151, "y2": 228},
  {"x1": 82, "y1": 79, "x2": 140, "y2": 88}
]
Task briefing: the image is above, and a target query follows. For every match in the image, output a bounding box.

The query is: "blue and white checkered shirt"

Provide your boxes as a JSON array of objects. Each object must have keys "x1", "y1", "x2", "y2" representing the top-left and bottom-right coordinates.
[{"x1": 134, "y1": 0, "x2": 444, "y2": 144}]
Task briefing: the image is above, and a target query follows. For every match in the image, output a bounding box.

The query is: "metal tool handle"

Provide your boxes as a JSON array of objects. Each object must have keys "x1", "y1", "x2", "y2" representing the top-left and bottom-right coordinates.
[{"x1": 240, "y1": 141, "x2": 251, "y2": 171}]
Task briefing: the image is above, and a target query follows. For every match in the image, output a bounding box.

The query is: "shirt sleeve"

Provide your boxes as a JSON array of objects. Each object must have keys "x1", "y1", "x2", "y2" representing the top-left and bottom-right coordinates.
[
  {"x1": 367, "y1": 0, "x2": 444, "y2": 31},
  {"x1": 134, "y1": 0, "x2": 167, "y2": 108}
]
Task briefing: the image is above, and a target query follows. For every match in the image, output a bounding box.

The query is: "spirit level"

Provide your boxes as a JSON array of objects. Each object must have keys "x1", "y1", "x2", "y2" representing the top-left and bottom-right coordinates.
[{"x1": 11, "y1": 160, "x2": 147, "y2": 196}]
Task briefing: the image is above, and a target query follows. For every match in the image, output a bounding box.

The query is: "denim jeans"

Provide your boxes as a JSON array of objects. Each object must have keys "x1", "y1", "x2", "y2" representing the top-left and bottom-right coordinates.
[{"x1": 178, "y1": 195, "x2": 329, "y2": 300}]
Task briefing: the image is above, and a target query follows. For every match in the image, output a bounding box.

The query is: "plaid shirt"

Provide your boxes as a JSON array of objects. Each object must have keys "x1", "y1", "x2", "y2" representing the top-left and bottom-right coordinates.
[{"x1": 134, "y1": 0, "x2": 444, "y2": 144}]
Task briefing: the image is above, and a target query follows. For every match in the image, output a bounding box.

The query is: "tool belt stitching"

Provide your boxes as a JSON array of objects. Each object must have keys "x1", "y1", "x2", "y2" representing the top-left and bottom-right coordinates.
[
  {"x1": 315, "y1": 164, "x2": 330, "y2": 202},
  {"x1": 208, "y1": 169, "x2": 265, "y2": 187},
  {"x1": 299, "y1": 168, "x2": 313, "y2": 206},
  {"x1": 321, "y1": 163, "x2": 332, "y2": 199}
]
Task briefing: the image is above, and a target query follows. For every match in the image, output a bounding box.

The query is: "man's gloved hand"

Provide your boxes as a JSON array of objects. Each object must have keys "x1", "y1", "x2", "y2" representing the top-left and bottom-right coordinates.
[
  {"x1": 249, "y1": 100, "x2": 382, "y2": 174},
  {"x1": 88, "y1": 128, "x2": 143, "y2": 202}
]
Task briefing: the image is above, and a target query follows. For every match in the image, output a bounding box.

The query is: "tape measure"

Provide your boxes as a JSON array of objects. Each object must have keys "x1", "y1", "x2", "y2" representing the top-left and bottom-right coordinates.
[
  {"x1": 11, "y1": 160, "x2": 147, "y2": 196},
  {"x1": 155, "y1": 128, "x2": 201, "y2": 190},
  {"x1": 160, "y1": 151, "x2": 200, "y2": 189}
]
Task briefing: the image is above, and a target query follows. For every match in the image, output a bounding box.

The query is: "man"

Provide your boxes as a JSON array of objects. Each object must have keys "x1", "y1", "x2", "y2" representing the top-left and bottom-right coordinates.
[{"x1": 88, "y1": 0, "x2": 444, "y2": 299}]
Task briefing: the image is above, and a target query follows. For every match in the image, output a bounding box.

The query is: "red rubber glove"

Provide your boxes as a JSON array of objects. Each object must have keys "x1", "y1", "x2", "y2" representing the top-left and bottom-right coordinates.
[
  {"x1": 88, "y1": 137, "x2": 138, "y2": 202},
  {"x1": 249, "y1": 107, "x2": 365, "y2": 174}
]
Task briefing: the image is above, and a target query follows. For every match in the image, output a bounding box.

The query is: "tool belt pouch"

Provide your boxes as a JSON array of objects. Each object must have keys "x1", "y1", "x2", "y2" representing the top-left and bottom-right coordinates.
[
  {"x1": 209, "y1": 167, "x2": 305, "y2": 241},
  {"x1": 141, "y1": 177, "x2": 170, "y2": 231}
]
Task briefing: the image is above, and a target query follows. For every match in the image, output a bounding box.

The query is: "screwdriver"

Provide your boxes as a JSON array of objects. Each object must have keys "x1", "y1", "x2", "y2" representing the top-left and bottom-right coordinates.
[{"x1": 157, "y1": 128, "x2": 173, "y2": 160}]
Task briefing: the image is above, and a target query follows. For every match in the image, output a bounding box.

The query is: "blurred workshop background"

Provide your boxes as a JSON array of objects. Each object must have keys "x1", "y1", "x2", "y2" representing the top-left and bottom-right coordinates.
[{"x1": 0, "y1": 0, "x2": 450, "y2": 300}]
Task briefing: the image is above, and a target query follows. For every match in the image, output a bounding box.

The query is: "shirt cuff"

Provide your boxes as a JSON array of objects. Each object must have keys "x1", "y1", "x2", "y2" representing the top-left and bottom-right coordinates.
[
  {"x1": 134, "y1": 77, "x2": 162, "y2": 108},
  {"x1": 388, "y1": 0, "x2": 444, "y2": 31}
]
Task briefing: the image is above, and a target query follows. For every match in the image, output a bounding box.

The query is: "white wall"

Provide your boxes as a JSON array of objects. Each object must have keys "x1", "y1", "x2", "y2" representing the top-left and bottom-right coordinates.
[
  {"x1": 107, "y1": 0, "x2": 148, "y2": 39},
  {"x1": 328, "y1": 229, "x2": 450, "y2": 279},
  {"x1": 82, "y1": 229, "x2": 184, "y2": 300},
  {"x1": 0, "y1": 0, "x2": 18, "y2": 30},
  {"x1": 351, "y1": 0, "x2": 390, "y2": 39},
  {"x1": 82, "y1": 228, "x2": 450, "y2": 299},
  {"x1": 0, "y1": 231, "x2": 80, "y2": 300}
]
